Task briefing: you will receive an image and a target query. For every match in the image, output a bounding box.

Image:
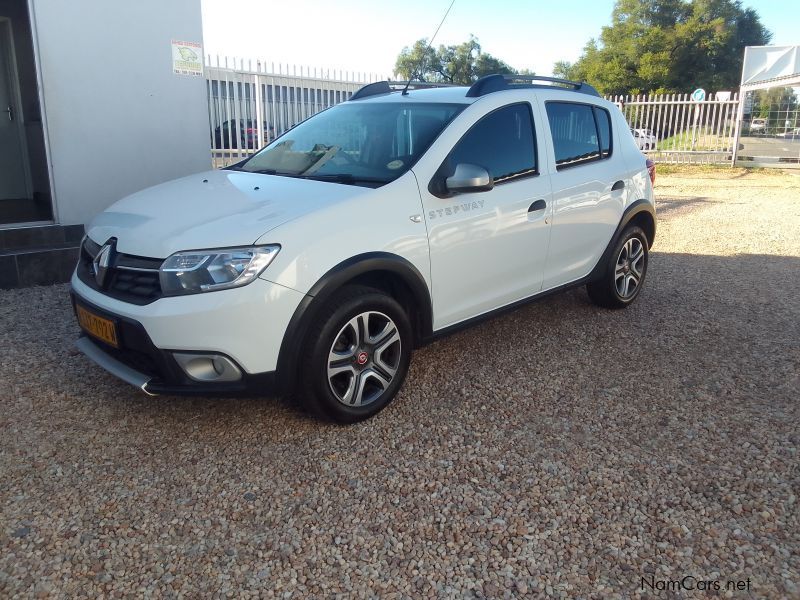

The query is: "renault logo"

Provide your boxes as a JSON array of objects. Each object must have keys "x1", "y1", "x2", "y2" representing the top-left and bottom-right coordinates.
[{"x1": 93, "y1": 243, "x2": 113, "y2": 287}]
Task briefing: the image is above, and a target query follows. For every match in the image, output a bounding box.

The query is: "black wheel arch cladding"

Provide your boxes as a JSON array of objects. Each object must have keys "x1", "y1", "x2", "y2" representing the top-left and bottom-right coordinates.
[
  {"x1": 588, "y1": 199, "x2": 655, "y2": 282},
  {"x1": 275, "y1": 252, "x2": 432, "y2": 394}
]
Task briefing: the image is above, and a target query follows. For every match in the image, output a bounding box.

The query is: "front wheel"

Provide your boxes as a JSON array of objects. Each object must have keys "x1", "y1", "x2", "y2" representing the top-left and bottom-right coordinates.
[
  {"x1": 587, "y1": 225, "x2": 649, "y2": 309},
  {"x1": 297, "y1": 285, "x2": 412, "y2": 423}
]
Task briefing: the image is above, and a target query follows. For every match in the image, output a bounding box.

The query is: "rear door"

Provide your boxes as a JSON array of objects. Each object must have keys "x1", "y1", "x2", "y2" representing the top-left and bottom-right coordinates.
[
  {"x1": 540, "y1": 98, "x2": 625, "y2": 289},
  {"x1": 413, "y1": 98, "x2": 554, "y2": 329}
]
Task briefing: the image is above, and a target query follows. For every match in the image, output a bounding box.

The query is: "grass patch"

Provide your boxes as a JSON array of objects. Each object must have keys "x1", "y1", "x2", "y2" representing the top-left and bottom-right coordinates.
[
  {"x1": 658, "y1": 130, "x2": 733, "y2": 152},
  {"x1": 655, "y1": 163, "x2": 772, "y2": 177}
]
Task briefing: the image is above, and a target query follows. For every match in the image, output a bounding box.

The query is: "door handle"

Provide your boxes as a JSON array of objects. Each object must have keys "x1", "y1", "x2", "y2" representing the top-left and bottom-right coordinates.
[
  {"x1": 611, "y1": 180, "x2": 625, "y2": 191},
  {"x1": 3, "y1": 105, "x2": 13, "y2": 121},
  {"x1": 528, "y1": 199, "x2": 546, "y2": 212}
]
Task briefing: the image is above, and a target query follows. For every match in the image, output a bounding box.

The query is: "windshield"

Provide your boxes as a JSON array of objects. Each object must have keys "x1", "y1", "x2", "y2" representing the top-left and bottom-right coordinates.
[{"x1": 237, "y1": 102, "x2": 466, "y2": 185}]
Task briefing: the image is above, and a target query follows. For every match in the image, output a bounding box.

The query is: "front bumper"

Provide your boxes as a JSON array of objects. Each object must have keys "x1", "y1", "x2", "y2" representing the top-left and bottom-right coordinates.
[
  {"x1": 75, "y1": 336, "x2": 152, "y2": 393},
  {"x1": 70, "y1": 272, "x2": 305, "y2": 395},
  {"x1": 71, "y1": 292, "x2": 279, "y2": 395}
]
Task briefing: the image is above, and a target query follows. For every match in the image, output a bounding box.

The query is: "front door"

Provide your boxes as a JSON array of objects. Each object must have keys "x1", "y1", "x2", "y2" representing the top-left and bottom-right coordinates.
[
  {"x1": 0, "y1": 18, "x2": 31, "y2": 201},
  {"x1": 416, "y1": 101, "x2": 553, "y2": 330}
]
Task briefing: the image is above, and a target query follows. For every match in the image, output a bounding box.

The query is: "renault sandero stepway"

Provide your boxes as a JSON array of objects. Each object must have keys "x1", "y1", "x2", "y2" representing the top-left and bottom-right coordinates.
[{"x1": 71, "y1": 74, "x2": 656, "y2": 422}]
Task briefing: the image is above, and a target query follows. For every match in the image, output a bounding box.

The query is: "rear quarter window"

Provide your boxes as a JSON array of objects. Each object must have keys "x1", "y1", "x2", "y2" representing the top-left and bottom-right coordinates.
[{"x1": 593, "y1": 107, "x2": 612, "y2": 158}]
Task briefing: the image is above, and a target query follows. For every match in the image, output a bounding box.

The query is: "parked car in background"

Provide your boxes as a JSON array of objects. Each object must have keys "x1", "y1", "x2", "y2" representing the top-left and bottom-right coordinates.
[
  {"x1": 749, "y1": 118, "x2": 767, "y2": 133},
  {"x1": 213, "y1": 120, "x2": 274, "y2": 149},
  {"x1": 776, "y1": 127, "x2": 800, "y2": 140},
  {"x1": 631, "y1": 128, "x2": 656, "y2": 151}
]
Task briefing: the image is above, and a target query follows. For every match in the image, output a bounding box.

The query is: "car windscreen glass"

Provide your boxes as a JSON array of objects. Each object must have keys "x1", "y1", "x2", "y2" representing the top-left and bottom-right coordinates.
[{"x1": 238, "y1": 102, "x2": 466, "y2": 184}]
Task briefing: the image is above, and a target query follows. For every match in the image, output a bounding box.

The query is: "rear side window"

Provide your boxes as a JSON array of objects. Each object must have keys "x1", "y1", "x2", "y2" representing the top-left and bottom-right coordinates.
[
  {"x1": 545, "y1": 102, "x2": 613, "y2": 169},
  {"x1": 446, "y1": 103, "x2": 537, "y2": 183}
]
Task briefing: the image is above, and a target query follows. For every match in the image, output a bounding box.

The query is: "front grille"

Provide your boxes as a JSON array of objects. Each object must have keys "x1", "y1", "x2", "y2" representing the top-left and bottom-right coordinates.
[
  {"x1": 77, "y1": 237, "x2": 164, "y2": 305},
  {"x1": 108, "y1": 270, "x2": 161, "y2": 302},
  {"x1": 104, "y1": 344, "x2": 164, "y2": 379}
]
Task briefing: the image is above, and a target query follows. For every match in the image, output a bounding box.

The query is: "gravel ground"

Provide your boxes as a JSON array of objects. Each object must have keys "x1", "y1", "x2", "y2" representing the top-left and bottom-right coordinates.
[{"x1": 1, "y1": 168, "x2": 799, "y2": 599}]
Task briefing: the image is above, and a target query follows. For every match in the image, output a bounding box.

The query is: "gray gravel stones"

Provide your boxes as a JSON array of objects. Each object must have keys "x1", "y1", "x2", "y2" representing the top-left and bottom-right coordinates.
[{"x1": 1, "y1": 169, "x2": 799, "y2": 598}]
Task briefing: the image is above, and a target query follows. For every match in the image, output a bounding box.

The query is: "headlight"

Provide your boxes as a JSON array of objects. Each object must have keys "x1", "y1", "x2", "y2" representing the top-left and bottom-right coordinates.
[{"x1": 160, "y1": 245, "x2": 280, "y2": 295}]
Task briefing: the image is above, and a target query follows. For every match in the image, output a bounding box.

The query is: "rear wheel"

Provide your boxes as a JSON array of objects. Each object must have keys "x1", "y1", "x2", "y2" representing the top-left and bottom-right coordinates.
[
  {"x1": 587, "y1": 225, "x2": 649, "y2": 309},
  {"x1": 297, "y1": 285, "x2": 412, "y2": 423}
]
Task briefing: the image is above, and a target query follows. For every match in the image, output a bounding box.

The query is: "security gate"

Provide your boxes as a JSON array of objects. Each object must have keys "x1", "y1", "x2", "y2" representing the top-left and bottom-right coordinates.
[{"x1": 606, "y1": 93, "x2": 741, "y2": 165}]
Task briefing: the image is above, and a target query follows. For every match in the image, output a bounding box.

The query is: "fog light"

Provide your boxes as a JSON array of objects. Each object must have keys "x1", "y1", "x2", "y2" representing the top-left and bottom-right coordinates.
[{"x1": 172, "y1": 353, "x2": 242, "y2": 383}]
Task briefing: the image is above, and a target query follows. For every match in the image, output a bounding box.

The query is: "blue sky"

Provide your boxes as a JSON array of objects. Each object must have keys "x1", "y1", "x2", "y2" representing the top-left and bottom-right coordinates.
[{"x1": 201, "y1": 0, "x2": 799, "y2": 78}]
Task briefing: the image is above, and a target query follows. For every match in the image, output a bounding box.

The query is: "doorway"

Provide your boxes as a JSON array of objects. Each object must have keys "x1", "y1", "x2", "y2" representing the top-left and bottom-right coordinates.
[{"x1": 0, "y1": 8, "x2": 52, "y2": 225}]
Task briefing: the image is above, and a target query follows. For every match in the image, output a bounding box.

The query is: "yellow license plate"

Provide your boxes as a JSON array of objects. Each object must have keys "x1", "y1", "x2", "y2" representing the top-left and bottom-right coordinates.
[{"x1": 76, "y1": 304, "x2": 119, "y2": 348}]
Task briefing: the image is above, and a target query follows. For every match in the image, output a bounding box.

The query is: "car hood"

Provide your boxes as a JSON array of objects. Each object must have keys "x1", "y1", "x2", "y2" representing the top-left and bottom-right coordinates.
[{"x1": 87, "y1": 169, "x2": 369, "y2": 258}]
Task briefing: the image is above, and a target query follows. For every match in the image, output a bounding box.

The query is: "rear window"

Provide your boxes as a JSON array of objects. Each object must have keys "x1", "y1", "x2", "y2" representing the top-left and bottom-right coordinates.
[{"x1": 545, "y1": 102, "x2": 613, "y2": 169}]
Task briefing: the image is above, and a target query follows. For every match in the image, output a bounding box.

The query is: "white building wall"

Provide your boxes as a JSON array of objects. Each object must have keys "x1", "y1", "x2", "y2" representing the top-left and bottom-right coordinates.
[{"x1": 29, "y1": 0, "x2": 209, "y2": 225}]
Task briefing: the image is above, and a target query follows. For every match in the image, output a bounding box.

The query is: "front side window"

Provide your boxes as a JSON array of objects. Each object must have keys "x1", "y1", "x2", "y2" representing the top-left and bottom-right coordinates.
[
  {"x1": 237, "y1": 102, "x2": 466, "y2": 186},
  {"x1": 444, "y1": 103, "x2": 537, "y2": 184},
  {"x1": 546, "y1": 102, "x2": 612, "y2": 169}
]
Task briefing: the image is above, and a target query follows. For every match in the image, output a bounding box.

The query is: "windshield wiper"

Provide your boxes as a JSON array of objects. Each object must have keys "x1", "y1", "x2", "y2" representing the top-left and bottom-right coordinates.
[
  {"x1": 224, "y1": 165, "x2": 276, "y2": 174},
  {"x1": 237, "y1": 168, "x2": 305, "y2": 178},
  {"x1": 228, "y1": 168, "x2": 388, "y2": 185},
  {"x1": 296, "y1": 173, "x2": 390, "y2": 185}
]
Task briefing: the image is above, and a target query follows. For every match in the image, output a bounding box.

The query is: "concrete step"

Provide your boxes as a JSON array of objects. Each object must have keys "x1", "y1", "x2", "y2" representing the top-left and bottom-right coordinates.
[
  {"x1": 0, "y1": 224, "x2": 85, "y2": 251},
  {"x1": 0, "y1": 225, "x2": 85, "y2": 289}
]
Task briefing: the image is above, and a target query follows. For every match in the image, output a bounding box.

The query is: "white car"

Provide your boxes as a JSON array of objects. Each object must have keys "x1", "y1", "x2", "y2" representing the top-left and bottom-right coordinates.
[
  {"x1": 72, "y1": 75, "x2": 656, "y2": 422},
  {"x1": 776, "y1": 127, "x2": 800, "y2": 139},
  {"x1": 631, "y1": 128, "x2": 656, "y2": 151}
]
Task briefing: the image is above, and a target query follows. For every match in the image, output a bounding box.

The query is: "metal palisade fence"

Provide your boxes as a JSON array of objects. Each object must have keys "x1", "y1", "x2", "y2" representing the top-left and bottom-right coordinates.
[
  {"x1": 206, "y1": 56, "x2": 388, "y2": 168},
  {"x1": 606, "y1": 93, "x2": 741, "y2": 164},
  {"x1": 204, "y1": 57, "x2": 744, "y2": 167}
]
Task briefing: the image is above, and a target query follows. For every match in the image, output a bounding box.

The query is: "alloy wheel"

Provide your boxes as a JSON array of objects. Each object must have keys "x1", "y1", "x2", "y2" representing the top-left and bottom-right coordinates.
[
  {"x1": 326, "y1": 311, "x2": 402, "y2": 407},
  {"x1": 615, "y1": 237, "x2": 645, "y2": 299}
]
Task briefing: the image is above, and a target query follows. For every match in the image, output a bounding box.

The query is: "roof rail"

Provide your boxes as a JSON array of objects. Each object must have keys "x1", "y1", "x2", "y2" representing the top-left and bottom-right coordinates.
[
  {"x1": 349, "y1": 80, "x2": 458, "y2": 101},
  {"x1": 466, "y1": 74, "x2": 600, "y2": 98}
]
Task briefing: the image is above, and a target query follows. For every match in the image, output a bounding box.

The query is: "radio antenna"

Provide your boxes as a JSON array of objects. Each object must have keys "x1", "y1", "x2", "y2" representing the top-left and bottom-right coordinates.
[{"x1": 402, "y1": 0, "x2": 456, "y2": 95}]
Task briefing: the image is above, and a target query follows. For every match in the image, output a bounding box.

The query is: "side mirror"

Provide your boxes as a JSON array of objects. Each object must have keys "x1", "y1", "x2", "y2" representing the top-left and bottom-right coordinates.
[{"x1": 445, "y1": 163, "x2": 493, "y2": 194}]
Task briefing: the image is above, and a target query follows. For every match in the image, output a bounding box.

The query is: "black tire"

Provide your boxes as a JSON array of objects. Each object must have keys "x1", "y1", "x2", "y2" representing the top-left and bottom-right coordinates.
[
  {"x1": 297, "y1": 285, "x2": 412, "y2": 423},
  {"x1": 587, "y1": 225, "x2": 649, "y2": 309}
]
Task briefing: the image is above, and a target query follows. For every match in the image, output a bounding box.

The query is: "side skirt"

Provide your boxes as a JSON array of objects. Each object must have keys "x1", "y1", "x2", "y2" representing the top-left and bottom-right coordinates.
[{"x1": 422, "y1": 274, "x2": 593, "y2": 344}]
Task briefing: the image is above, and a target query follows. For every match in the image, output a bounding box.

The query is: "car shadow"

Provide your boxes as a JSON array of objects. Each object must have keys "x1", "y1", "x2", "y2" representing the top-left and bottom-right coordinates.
[
  {"x1": 42, "y1": 252, "x2": 800, "y2": 430},
  {"x1": 3, "y1": 250, "x2": 799, "y2": 455},
  {"x1": 654, "y1": 195, "x2": 713, "y2": 216}
]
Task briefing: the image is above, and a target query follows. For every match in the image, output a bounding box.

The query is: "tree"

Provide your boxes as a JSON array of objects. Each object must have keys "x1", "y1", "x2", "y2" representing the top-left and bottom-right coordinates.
[
  {"x1": 552, "y1": 60, "x2": 577, "y2": 80},
  {"x1": 395, "y1": 36, "x2": 519, "y2": 84},
  {"x1": 557, "y1": 0, "x2": 771, "y2": 95}
]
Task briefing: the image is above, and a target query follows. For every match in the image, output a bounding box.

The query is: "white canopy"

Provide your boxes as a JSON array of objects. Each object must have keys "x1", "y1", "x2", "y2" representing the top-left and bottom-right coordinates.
[{"x1": 740, "y1": 45, "x2": 800, "y2": 91}]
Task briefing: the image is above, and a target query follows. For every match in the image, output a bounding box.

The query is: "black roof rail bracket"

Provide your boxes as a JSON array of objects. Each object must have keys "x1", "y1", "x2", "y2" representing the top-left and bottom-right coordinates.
[
  {"x1": 466, "y1": 74, "x2": 600, "y2": 98},
  {"x1": 349, "y1": 80, "x2": 458, "y2": 101},
  {"x1": 350, "y1": 81, "x2": 393, "y2": 101}
]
